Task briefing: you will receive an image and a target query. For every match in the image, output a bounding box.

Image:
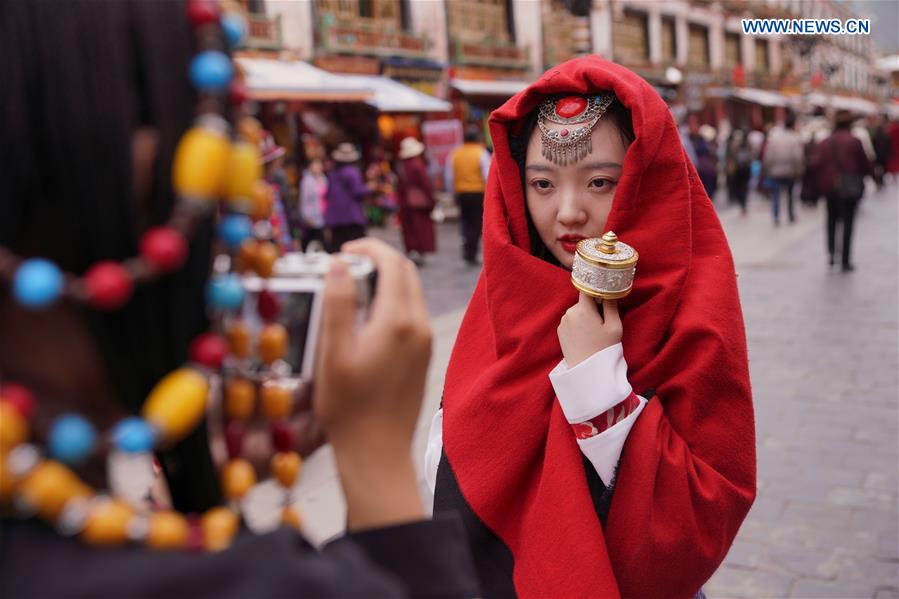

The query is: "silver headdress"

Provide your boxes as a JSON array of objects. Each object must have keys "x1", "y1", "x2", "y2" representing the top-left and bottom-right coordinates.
[{"x1": 537, "y1": 94, "x2": 614, "y2": 166}]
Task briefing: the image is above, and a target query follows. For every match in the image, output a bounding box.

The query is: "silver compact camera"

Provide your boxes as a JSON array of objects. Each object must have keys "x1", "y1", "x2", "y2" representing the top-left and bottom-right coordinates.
[{"x1": 240, "y1": 251, "x2": 375, "y2": 382}]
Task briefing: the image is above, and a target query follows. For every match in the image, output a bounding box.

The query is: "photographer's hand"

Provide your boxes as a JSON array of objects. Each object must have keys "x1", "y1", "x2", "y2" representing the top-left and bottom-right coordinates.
[{"x1": 314, "y1": 238, "x2": 432, "y2": 531}]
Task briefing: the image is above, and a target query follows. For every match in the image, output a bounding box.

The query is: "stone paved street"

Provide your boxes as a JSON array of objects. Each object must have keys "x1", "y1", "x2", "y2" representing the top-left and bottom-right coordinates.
[{"x1": 296, "y1": 183, "x2": 899, "y2": 598}]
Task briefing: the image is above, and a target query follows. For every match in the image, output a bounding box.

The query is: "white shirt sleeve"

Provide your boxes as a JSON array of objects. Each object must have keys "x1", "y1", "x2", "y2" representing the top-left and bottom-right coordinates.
[
  {"x1": 424, "y1": 407, "x2": 444, "y2": 494},
  {"x1": 444, "y1": 151, "x2": 455, "y2": 194},
  {"x1": 480, "y1": 149, "x2": 491, "y2": 183},
  {"x1": 548, "y1": 343, "x2": 647, "y2": 486}
]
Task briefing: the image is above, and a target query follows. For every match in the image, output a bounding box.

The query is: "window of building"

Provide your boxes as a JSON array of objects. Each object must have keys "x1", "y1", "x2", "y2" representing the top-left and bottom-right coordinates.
[
  {"x1": 687, "y1": 23, "x2": 710, "y2": 69},
  {"x1": 612, "y1": 10, "x2": 649, "y2": 65},
  {"x1": 316, "y1": 0, "x2": 403, "y2": 29},
  {"x1": 661, "y1": 16, "x2": 677, "y2": 63},
  {"x1": 724, "y1": 32, "x2": 741, "y2": 69},
  {"x1": 447, "y1": 0, "x2": 513, "y2": 43},
  {"x1": 755, "y1": 38, "x2": 769, "y2": 73},
  {"x1": 543, "y1": 0, "x2": 592, "y2": 68}
]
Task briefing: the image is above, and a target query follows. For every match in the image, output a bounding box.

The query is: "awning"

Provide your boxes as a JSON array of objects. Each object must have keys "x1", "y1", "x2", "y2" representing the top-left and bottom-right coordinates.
[
  {"x1": 337, "y1": 74, "x2": 451, "y2": 112},
  {"x1": 451, "y1": 78, "x2": 530, "y2": 97},
  {"x1": 805, "y1": 92, "x2": 879, "y2": 115},
  {"x1": 235, "y1": 57, "x2": 372, "y2": 102},
  {"x1": 730, "y1": 87, "x2": 791, "y2": 107}
]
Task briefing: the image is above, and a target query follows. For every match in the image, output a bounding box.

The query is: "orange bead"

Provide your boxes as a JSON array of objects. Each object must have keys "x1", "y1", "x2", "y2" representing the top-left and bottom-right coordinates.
[
  {"x1": 81, "y1": 498, "x2": 134, "y2": 547},
  {"x1": 172, "y1": 126, "x2": 230, "y2": 201},
  {"x1": 19, "y1": 460, "x2": 92, "y2": 521},
  {"x1": 221, "y1": 458, "x2": 256, "y2": 499},
  {"x1": 254, "y1": 242, "x2": 278, "y2": 278},
  {"x1": 259, "y1": 384, "x2": 292, "y2": 420},
  {"x1": 201, "y1": 506, "x2": 240, "y2": 552},
  {"x1": 227, "y1": 321, "x2": 251, "y2": 359},
  {"x1": 223, "y1": 142, "x2": 262, "y2": 202},
  {"x1": 282, "y1": 506, "x2": 302, "y2": 530},
  {"x1": 147, "y1": 510, "x2": 190, "y2": 550},
  {"x1": 237, "y1": 116, "x2": 263, "y2": 145},
  {"x1": 142, "y1": 368, "x2": 209, "y2": 444},
  {"x1": 235, "y1": 240, "x2": 259, "y2": 274},
  {"x1": 0, "y1": 452, "x2": 17, "y2": 501},
  {"x1": 0, "y1": 402, "x2": 28, "y2": 451},
  {"x1": 224, "y1": 378, "x2": 255, "y2": 421},
  {"x1": 271, "y1": 451, "x2": 302, "y2": 488},
  {"x1": 258, "y1": 323, "x2": 288, "y2": 364},
  {"x1": 250, "y1": 180, "x2": 274, "y2": 221}
]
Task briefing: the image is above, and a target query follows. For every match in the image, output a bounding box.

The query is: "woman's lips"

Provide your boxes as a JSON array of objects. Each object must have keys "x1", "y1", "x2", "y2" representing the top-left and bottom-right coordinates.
[{"x1": 558, "y1": 235, "x2": 585, "y2": 254}]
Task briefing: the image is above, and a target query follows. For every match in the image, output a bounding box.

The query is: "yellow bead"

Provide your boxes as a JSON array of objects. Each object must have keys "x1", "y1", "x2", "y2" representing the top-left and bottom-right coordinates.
[
  {"x1": 0, "y1": 452, "x2": 18, "y2": 501},
  {"x1": 147, "y1": 510, "x2": 190, "y2": 550},
  {"x1": 223, "y1": 142, "x2": 262, "y2": 202},
  {"x1": 172, "y1": 126, "x2": 230, "y2": 200},
  {"x1": 259, "y1": 384, "x2": 292, "y2": 420},
  {"x1": 19, "y1": 460, "x2": 92, "y2": 521},
  {"x1": 221, "y1": 458, "x2": 256, "y2": 500},
  {"x1": 271, "y1": 451, "x2": 302, "y2": 488},
  {"x1": 237, "y1": 117, "x2": 263, "y2": 145},
  {"x1": 258, "y1": 323, "x2": 288, "y2": 365},
  {"x1": 250, "y1": 180, "x2": 274, "y2": 221},
  {"x1": 81, "y1": 498, "x2": 134, "y2": 547},
  {"x1": 224, "y1": 378, "x2": 255, "y2": 421},
  {"x1": 142, "y1": 368, "x2": 209, "y2": 444},
  {"x1": 253, "y1": 242, "x2": 278, "y2": 279},
  {"x1": 201, "y1": 506, "x2": 239, "y2": 552},
  {"x1": 282, "y1": 506, "x2": 302, "y2": 530},
  {"x1": 0, "y1": 402, "x2": 28, "y2": 451}
]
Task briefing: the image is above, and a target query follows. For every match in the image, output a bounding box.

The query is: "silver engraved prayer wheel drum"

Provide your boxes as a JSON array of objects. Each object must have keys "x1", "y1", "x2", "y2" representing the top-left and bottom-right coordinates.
[{"x1": 571, "y1": 232, "x2": 639, "y2": 300}]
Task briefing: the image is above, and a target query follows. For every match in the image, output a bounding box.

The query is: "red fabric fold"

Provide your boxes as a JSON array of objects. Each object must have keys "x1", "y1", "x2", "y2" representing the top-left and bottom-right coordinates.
[{"x1": 441, "y1": 56, "x2": 756, "y2": 598}]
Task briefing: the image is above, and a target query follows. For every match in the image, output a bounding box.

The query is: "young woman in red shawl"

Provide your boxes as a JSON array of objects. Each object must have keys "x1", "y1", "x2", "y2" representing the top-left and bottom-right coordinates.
[{"x1": 425, "y1": 56, "x2": 756, "y2": 598}]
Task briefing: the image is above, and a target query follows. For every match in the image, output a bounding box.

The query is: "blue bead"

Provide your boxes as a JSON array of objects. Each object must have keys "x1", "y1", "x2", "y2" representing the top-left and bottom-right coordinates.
[
  {"x1": 189, "y1": 51, "x2": 233, "y2": 92},
  {"x1": 218, "y1": 215, "x2": 253, "y2": 249},
  {"x1": 221, "y1": 13, "x2": 247, "y2": 48},
  {"x1": 111, "y1": 417, "x2": 158, "y2": 453},
  {"x1": 49, "y1": 414, "x2": 97, "y2": 465},
  {"x1": 13, "y1": 259, "x2": 63, "y2": 309},
  {"x1": 207, "y1": 274, "x2": 245, "y2": 310}
]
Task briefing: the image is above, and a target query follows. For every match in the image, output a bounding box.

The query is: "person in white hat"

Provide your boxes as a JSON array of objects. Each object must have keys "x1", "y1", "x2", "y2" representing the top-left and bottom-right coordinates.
[
  {"x1": 395, "y1": 137, "x2": 436, "y2": 266},
  {"x1": 325, "y1": 142, "x2": 370, "y2": 252}
]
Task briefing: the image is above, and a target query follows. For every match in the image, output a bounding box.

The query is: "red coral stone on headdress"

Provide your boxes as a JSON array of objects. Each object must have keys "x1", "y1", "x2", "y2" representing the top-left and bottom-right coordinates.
[
  {"x1": 84, "y1": 261, "x2": 134, "y2": 310},
  {"x1": 560, "y1": 128, "x2": 569, "y2": 137},
  {"x1": 555, "y1": 96, "x2": 588, "y2": 119}
]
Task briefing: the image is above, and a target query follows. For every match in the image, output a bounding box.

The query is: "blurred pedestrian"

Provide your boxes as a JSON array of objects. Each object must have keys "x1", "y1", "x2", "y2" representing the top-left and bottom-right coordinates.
[
  {"x1": 869, "y1": 114, "x2": 892, "y2": 189},
  {"x1": 725, "y1": 129, "x2": 752, "y2": 216},
  {"x1": 814, "y1": 110, "x2": 875, "y2": 272},
  {"x1": 687, "y1": 114, "x2": 717, "y2": 199},
  {"x1": 762, "y1": 111, "x2": 804, "y2": 225},
  {"x1": 887, "y1": 117, "x2": 899, "y2": 182},
  {"x1": 260, "y1": 131, "x2": 295, "y2": 251},
  {"x1": 298, "y1": 158, "x2": 328, "y2": 251},
  {"x1": 364, "y1": 147, "x2": 397, "y2": 228},
  {"x1": 325, "y1": 143, "x2": 370, "y2": 253},
  {"x1": 800, "y1": 108, "x2": 830, "y2": 207},
  {"x1": 446, "y1": 126, "x2": 490, "y2": 266},
  {"x1": 395, "y1": 137, "x2": 437, "y2": 266}
]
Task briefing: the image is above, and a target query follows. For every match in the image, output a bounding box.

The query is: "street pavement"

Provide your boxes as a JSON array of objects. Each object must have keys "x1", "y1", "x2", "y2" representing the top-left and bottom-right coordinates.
[{"x1": 294, "y1": 183, "x2": 899, "y2": 598}]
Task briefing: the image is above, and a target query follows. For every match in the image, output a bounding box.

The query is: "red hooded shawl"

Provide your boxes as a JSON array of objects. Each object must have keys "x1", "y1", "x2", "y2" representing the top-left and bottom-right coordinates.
[{"x1": 441, "y1": 56, "x2": 756, "y2": 598}]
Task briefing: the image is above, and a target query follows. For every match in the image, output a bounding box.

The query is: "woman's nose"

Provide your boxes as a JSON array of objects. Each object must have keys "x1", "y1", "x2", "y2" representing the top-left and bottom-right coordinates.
[{"x1": 557, "y1": 190, "x2": 587, "y2": 226}]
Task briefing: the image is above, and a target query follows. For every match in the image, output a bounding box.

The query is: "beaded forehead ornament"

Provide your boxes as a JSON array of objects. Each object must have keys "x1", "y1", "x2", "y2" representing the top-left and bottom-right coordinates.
[{"x1": 537, "y1": 94, "x2": 614, "y2": 166}]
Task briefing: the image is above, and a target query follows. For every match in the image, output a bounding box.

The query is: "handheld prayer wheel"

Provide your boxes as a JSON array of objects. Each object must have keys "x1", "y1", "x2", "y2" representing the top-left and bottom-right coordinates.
[{"x1": 571, "y1": 232, "x2": 639, "y2": 300}]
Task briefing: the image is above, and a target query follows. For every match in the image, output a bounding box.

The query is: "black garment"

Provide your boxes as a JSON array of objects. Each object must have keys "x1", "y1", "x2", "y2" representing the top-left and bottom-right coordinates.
[
  {"x1": 301, "y1": 226, "x2": 327, "y2": 252},
  {"x1": 826, "y1": 194, "x2": 860, "y2": 268},
  {"x1": 456, "y1": 192, "x2": 484, "y2": 264},
  {"x1": 727, "y1": 168, "x2": 751, "y2": 212},
  {"x1": 328, "y1": 224, "x2": 366, "y2": 254},
  {"x1": 0, "y1": 516, "x2": 479, "y2": 598}
]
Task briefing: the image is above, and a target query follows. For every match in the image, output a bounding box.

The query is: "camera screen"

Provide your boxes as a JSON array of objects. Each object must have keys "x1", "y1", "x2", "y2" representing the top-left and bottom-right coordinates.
[{"x1": 282, "y1": 291, "x2": 315, "y2": 373}]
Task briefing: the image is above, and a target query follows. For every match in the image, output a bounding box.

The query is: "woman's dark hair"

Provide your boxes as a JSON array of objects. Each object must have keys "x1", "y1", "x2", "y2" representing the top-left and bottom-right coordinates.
[
  {"x1": 0, "y1": 0, "x2": 219, "y2": 511},
  {"x1": 509, "y1": 94, "x2": 635, "y2": 266}
]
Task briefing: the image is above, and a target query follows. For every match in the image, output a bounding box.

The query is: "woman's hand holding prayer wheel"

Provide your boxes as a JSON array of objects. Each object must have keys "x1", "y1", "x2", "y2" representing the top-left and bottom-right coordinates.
[{"x1": 557, "y1": 293, "x2": 622, "y2": 367}]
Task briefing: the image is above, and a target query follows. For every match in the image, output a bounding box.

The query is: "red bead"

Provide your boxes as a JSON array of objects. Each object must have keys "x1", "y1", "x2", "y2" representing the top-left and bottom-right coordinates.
[
  {"x1": 271, "y1": 421, "x2": 295, "y2": 453},
  {"x1": 555, "y1": 96, "x2": 587, "y2": 119},
  {"x1": 0, "y1": 383, "x2": 36, "y2": 421},
  {"x1": 140, "y1": 227, "x2": 188, "y2": 273},
  {"x1": 84, "y1": 261, "x2": 134, "y2": 310},
  {"x1": 229, "y1": 80, "x2": 248, "y2": 107},
  {"x1": 186, "y1": 0, "x2": 219, "y2": 27},
  {"x1": 187, "y1": 515, "x2": 204, "y2": 553},
  {"x1": 256, "y1": 289, "x2": 280, "y2": 321},
  {"x1": 560, "y1": 128, "x2": 569, "y2": 137},
  {"x1": 224, "y1": 421, "x2": 245, "y2": 459},
  {"x1": 189, "y1": 333, "x2": 229, "y2": 369}
]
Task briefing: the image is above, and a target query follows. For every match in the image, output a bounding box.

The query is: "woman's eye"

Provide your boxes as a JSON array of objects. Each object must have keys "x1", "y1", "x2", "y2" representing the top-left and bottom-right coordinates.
[
  {"x1": 589, "y1": 178, "x2": 613, "y2": 189},
  {"x1": 531, "y1": 179, "x2": 553, "y2": 190}
]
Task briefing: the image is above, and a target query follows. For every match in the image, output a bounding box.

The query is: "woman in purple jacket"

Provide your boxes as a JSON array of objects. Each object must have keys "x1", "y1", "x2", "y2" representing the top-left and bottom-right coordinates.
[{"x1": 326, "y1": 143, "x2": 371, "y2": 253}]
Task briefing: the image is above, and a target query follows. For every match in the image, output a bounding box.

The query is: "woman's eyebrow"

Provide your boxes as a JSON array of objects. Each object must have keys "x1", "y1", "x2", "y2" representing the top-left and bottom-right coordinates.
[
  {"x1": 578, "y1": 161, "x2": 622, "y2": 170},
  {"x1": 525, "y1": 164, "x2": 556, "y2": 172}
]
